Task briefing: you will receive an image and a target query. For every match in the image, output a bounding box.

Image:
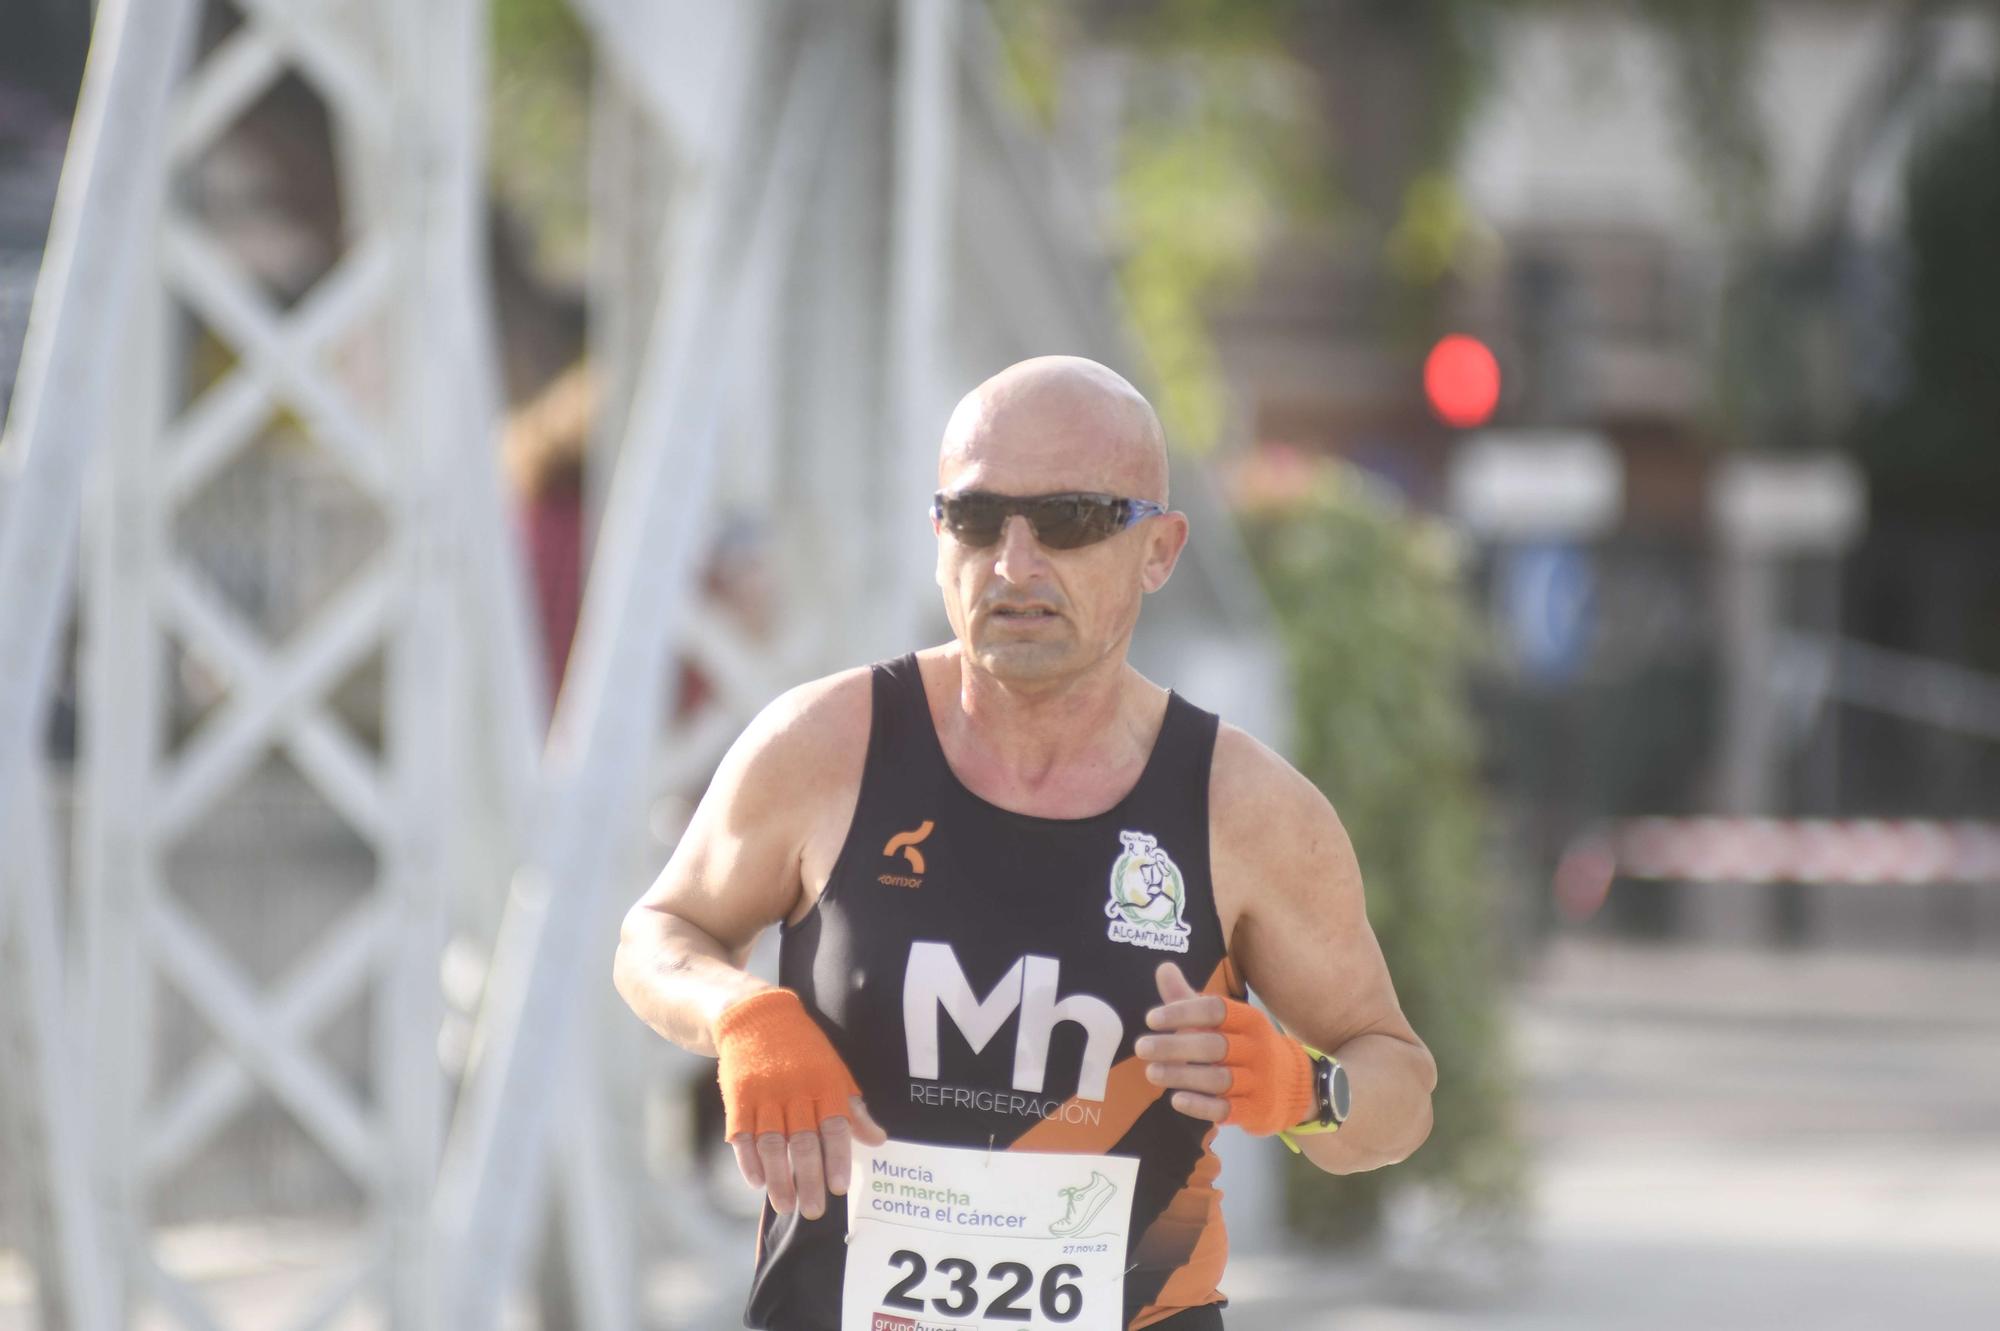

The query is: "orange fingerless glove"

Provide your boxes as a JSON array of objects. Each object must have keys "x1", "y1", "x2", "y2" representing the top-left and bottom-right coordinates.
[
  {"x1": 1213, "y1": 998, "x2": 1317, "y2": 1138},
  {"x1": 714, "y1": 988, "x2": 863, "y2": 1141}
]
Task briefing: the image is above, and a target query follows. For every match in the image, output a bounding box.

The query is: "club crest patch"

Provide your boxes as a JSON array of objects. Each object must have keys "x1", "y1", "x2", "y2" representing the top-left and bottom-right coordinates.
[{"x1": 1104, "y1": 830, "x2": 1191, "y2": 953}]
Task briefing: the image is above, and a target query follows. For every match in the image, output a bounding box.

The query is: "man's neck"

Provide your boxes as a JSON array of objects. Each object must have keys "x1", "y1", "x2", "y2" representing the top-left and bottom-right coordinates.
[{"x1": 941, "y1": 647, "x2": 1154, "y2": 793}]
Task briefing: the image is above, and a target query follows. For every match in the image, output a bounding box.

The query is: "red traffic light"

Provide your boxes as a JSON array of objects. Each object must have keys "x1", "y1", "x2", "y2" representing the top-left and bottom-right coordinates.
[{"x1": 1424, "y1": 334, "x2": 1501, "y2": 428}]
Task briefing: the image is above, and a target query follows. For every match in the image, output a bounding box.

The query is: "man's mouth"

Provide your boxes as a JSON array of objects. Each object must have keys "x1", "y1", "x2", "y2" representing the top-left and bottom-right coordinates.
[{"x1": 991, "y1": 605, "x2": 1059, "y2": 621}]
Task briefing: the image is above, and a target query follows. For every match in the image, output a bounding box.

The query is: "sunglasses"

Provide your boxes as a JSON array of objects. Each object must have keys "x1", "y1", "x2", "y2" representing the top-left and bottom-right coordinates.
[{"x1": 930, "y1": 490, "x2": 1167, "y2": 550}]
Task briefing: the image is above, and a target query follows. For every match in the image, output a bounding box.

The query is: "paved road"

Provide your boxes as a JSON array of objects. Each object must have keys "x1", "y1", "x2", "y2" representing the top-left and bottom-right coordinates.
[{"x1": 1219, "y1": 936, "x2": 2000, "y2": 1331}]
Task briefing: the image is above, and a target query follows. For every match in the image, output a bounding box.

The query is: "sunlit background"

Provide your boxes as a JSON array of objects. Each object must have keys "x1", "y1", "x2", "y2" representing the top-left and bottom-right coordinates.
[{"x1": 2, "y1": 2, "x2": 1997, "y2": 1328}]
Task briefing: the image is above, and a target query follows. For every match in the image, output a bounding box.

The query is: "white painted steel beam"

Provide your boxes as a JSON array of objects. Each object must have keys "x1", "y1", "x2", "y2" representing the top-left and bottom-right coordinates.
[
  {"x1": 159, "y1": 222, "x2": 396, "y2": 497},
  {"x1": 229, "y1": 0, "x2": 390, "y2": 153},
  {"x1": 151, "y1": 559, "x2": 395, "y2": 842},
  {"x1": 161, "y1": 235, "x2": 397, "y2": 505},
  {"x1": 2, "y1": 2, "x2": 1266, "y2": 1326},
  {"x1": 379, "y1": 0, "x2": 510, "y2": 1319},
  {"x1": 143, "y1": 890, "x2": 388, "y2": 1189},
  {"x1": 143, "y1": 896, "x2": 395, "y2": 1182},
  {"x1": 435, "y1": 15, "x2": 862, "y2": 1326},
  {"x1": 0, "y1": 0, "x2": 196, "y2": 914},
  {"x1": 156, "y1": 558, "x2": 394, "y2": 841},
  {"x1": 0, "y1": 2, "x2": 198, "y2": 1325},
  {"x1": 1, "y1": 768, "x2": 110, "y2": 1330},
  {"x1": 568, "y1": 0, "x2": 761, "y2": 158},
  {"x1": 957, "y1": 4, "x2": 1123, "y2": 357},
  {"x1": 53, "y1": 0, "x2": 518, "y2": 1324},
  {"x1": 881, "y1": 0, "x2": 960, "y2": 653}
]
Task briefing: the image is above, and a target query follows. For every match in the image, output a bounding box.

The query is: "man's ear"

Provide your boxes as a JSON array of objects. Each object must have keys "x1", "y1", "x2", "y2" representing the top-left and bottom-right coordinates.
[{"x1": 1141, "y1": 512, "x2": 1190, "y2": 594}]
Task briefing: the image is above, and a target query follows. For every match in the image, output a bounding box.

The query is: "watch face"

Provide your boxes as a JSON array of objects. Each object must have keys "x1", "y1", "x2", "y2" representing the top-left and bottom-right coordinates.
[{"x1": 1330, "y1": 1062, "x2": 1351, "y2": 1122}]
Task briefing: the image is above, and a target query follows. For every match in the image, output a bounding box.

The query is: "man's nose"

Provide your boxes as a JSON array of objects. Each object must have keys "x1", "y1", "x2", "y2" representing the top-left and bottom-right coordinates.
[{"x1": 992, "y1": 514, "x2": 1048, "y2": 583}]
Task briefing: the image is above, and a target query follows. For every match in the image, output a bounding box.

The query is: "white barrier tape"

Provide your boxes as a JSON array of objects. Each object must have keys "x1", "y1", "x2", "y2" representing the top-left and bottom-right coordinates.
[{"x1": 1581, "y1": 818, "x2": 2000, "y2": 886}]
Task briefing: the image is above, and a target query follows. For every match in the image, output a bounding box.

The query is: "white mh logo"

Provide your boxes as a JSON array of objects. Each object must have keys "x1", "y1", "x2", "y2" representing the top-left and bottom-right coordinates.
[{"x1": 902, "y1": 941, "x2": 1122, "y2": 1101}]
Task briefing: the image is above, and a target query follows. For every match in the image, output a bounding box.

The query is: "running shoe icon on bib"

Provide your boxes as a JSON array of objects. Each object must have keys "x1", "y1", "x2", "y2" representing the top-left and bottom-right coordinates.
[{"x1": 1048, "y1": 1171, "x2": 1119, "y2": 1238}]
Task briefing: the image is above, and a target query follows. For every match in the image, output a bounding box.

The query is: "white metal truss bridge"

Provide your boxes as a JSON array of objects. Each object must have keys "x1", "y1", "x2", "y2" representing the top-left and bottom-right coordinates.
[{"x1": 0, "y1": 1, "x2": 1279, "y2": 1327}]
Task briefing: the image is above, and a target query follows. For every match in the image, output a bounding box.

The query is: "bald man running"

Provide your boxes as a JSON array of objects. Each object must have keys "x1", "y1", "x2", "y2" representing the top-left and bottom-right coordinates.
[{"x1": 614, "y1": 357, "x2": 1436, "y2": 1331}]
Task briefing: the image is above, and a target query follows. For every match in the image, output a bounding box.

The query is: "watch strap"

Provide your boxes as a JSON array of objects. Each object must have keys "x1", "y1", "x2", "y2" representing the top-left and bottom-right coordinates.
[{"x1": 1276, "y1": 1043, "x2": 1343, "y2": 1152}]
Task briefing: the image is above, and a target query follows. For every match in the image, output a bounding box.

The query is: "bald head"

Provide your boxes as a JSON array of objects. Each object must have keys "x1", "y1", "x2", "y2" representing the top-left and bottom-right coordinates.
[{"x1": 938, "y1": 356, "x2": 1169, "y2": 503}]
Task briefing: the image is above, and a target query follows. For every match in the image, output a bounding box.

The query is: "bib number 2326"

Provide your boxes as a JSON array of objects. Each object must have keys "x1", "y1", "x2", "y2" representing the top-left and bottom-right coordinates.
[
  {"x1": 880, "y1": 1250, "x2": 1082, "y2": 1322},
  {"x1": 844, "y1": 1138, "x2": 1138, "y2": 1331}
]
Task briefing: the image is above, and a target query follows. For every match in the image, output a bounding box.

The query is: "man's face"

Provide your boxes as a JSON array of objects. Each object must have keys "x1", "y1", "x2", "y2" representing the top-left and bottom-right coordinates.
[{"x1": 934, "y1": 402, "x2": 1187, "y2": 687}]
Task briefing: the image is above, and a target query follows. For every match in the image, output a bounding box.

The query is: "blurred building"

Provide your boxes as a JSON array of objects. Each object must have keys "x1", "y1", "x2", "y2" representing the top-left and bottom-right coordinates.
[{"x1": 1048, "y1": 0, "x2": 2000, "y2": 951}]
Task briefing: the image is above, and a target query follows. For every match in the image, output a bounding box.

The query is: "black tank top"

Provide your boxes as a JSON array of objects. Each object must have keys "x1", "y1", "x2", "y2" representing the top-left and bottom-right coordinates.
[{"x1": 744, "y1": 654, "x2": 1238, "y2": 1331}]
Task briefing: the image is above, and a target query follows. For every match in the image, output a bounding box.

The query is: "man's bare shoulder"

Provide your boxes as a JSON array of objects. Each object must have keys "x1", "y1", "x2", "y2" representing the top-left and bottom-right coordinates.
[
  {"x1": 1212, "y1": 722, "x2": 1337, "y2": 833},
  {"x1": 633, "y1": 667, "x2": 873, "y2": 938},
  {"x1": 1209, "y1": 722, "x2": 1358, "y2": 911},
  {"x1": 721, "y1": 665, "x2": 874, "y2": 806}
]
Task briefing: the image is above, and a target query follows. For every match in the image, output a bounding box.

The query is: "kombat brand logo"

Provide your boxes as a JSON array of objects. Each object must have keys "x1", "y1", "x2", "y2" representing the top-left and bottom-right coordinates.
[
  {"x1": 883, "y1": 820, "x2": 935, "y2": 871},
  {"x1": 1104, "y1": 829, "x2": 1191, "y2": 953},
  {"x1": 880, "y1": 820, "x2": 934, "y2": 887}
]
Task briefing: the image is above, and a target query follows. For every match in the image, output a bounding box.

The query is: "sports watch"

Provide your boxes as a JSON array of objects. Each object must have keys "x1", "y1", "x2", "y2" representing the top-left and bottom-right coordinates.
[{"x1": 1277, "y1": 1044, "x2": 1349, "y2": 1154}]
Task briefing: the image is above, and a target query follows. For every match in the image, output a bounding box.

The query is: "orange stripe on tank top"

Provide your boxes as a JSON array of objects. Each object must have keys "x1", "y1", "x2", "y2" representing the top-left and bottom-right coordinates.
[
  {"x1": 1128, "y1": 1124, "x2": 1229, "y2": 1327},
  {"x1": 1009, "y1": 956, "x2": 1242, "y2": 1155},
  {"x1": 1010, "y1": 956, "x2": 1241, "y2": 1325}
]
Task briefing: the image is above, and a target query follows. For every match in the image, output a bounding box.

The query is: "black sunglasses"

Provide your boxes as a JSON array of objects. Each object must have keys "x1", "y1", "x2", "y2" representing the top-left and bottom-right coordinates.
[{"x1": 930, "y1": 490, "x2": 1167, "y2": 550}]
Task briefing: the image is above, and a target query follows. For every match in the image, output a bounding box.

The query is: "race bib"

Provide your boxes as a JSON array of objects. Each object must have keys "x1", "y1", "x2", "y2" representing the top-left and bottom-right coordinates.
[{"x1": 843, "y1": 1137, "x2": 1138, "y2": 1331}]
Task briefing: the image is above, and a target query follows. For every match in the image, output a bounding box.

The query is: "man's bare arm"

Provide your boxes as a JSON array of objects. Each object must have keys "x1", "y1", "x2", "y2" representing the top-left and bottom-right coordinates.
[
  {"x1": 613, "y1": 912, "x2": 769, "y2": 1057},
  {"x1": 1212, "y1": 726, "x2": 1438, "y2": 1175},
  {"x1": 612, "y1": 670, "x2": 878, "y2": 1219},
  {"x1": 612, "y1": 668, "x2": 871, "y2": 1056}
]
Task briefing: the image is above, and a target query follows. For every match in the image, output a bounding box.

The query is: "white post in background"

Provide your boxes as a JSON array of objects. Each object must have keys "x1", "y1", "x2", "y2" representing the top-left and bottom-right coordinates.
[
  {"x1": 434, "y1": 12, "x2": 865, "y2": 1326},
  {"x1": 0, "y1": 770, "x2": 102, "y2": 1330},
  {"x1": 882, "y1": 0, "x2": 959, "y2": 653},
  {"x1": 0, "y1": 0, "x2": 195, "y2": 887},
  {"x1": 584, "y1": 69, "x2": 667, "y2": 557},
  {"x1": 1705, "y1": 453, "x2": 1866, "y2": 944},
  {"x1": 57, "y1": 0, "x2": 516, "y2": 1323},
  {"x1": 0, "y1": 3, "x2": 198, "y2": 1326},
  {"x1": 378, "y1": 0, "x2": 519, "y2": 1321}
]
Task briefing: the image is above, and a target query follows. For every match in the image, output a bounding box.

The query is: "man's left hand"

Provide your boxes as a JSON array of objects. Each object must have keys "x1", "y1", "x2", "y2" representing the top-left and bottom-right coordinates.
[
  {"x1": 1135, "y1": 961, "x2": 1315, "y2": 1135},
  {"x1": 1135, "y1": 961, "x2": 1235, "y2": 1123}
]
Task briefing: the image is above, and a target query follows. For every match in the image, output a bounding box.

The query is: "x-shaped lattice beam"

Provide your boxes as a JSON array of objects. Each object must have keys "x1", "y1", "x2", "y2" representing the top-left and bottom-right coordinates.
[{"x1": 169, "y1": 0, "x2": 387, "y2": 167}]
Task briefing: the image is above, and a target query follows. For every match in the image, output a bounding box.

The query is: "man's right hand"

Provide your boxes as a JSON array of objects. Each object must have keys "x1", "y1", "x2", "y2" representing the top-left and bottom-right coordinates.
[
  {"x1": 730, "y1": 1094, "x2": 887, "y2": 1220},
  {"x1": 714, "y1": 987, "x2": 888, "y2": 1220}
]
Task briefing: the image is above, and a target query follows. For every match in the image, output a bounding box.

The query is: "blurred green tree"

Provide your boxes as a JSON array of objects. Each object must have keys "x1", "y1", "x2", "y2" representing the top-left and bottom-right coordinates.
[
  {"x1": 992, "y1": 0, "x2": 1542, "y2": 1248},
  {"x1": 490, "y1": 0, "x2": 592, "y2": 282},
  {"x1": 1236, "y1": 453, "x2": 1526, "y2": 1245}
]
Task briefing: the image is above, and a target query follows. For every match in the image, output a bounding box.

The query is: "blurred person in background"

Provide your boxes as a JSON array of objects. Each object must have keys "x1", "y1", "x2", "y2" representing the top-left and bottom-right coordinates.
[{"x1": 503, "y1": 362, "x2": 594, "y2": 702}]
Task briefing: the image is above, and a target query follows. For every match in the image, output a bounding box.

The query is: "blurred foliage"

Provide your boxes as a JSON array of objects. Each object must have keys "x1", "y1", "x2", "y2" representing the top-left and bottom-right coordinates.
[
  {"x1": 987, "y1": 0, "x2": 1074, "y2": 127},
  {"x1": 993, "y1": 0, "x2": 1768, "y2": 450},
  {"x1": 1363, "y1": 2, "x2": 1507, "y2": 307},
  {"x1": 1854, "y1": 79, "x2": 2000, "y2": 524},
  {"x1": 475, "y1": 1, "x2": 1771, "y2": 445},
  {"x1": 1113, "y1": 55, "x2": 1318, "y2": 453},
  {"x1": 1235, "y1": 452, "x2": 1526, "y2": 1245},
  {"x1": 1385, "y1": 169, "x2": 1493, "y2": 289},
  {"x1": 489, "y1": 0, "x2": 593, "y2": 282},
  {"x1": 995, "y1": 0, "x2": 1325, "y2": 452}
]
